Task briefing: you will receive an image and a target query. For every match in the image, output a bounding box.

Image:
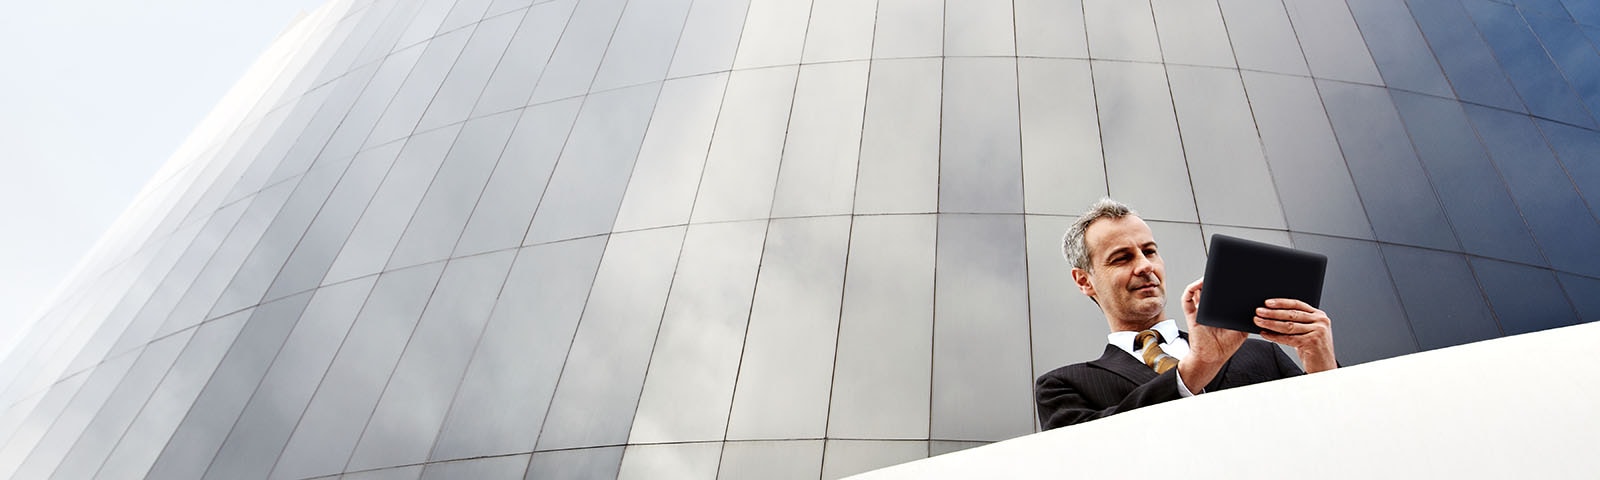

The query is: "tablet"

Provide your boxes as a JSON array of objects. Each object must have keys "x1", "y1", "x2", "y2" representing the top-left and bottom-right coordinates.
[{"x1": 1195, "y1": 234, "x2": 1327, "y2": 333}]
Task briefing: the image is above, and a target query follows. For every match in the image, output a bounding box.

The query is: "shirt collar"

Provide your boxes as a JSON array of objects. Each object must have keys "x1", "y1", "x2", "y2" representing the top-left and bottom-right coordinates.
[{"x1": 1107, "y1": 319, "x2": 1182, "y2": 357}]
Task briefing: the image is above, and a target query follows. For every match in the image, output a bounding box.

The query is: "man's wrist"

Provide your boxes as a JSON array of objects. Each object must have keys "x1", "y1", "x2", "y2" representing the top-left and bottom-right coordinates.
[{"x1": 1176, "y1": 357, "x2": 1221, "y2": 395}]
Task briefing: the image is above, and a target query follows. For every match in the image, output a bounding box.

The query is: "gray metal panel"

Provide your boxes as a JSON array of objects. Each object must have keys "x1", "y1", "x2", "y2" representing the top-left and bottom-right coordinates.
[
  {"x1": 429, "y1": 237, "x2": 607, "y2": 461},
  {"x1": 535, "y1": 227, "x2": 685, "y2": 450},
  {"x1": 829, "y1": 215, "x2": 934, "y2": 440},
  {"x1": 931, "y1": 215, "x2": 1033, "y2": 442},
  {"x1": 725, "y1": 217, "x2": 851, "y2": 441},
  {"x1": 628, "y1": 221, "x2": 765, "y2": 444}
]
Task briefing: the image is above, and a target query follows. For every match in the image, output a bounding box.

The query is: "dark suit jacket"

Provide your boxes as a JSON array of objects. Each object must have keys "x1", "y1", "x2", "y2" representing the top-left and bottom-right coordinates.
[{"x1": 1034, "y1": 337, "x2": 1303, "y2": 430}]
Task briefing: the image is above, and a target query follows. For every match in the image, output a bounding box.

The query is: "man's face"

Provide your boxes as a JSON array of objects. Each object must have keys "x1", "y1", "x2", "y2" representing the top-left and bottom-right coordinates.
[{"x1": 1072, "y1": 215, "x2": 1166, "y2": 328}]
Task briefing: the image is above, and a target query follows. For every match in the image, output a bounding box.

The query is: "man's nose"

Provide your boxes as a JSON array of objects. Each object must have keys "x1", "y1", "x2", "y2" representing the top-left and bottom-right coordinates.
[{"x1": 1131, "y1": 253, "x2": 1153, "y2": 275}]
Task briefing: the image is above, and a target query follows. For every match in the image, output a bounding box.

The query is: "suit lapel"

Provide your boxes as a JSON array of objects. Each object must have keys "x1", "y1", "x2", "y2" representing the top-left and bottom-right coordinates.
[{"x1": 1087, "y1": 344, "x2": 1157, "y2": 386}]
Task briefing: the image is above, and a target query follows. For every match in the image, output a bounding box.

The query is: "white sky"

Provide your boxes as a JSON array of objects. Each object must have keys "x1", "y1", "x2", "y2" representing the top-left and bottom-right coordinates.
[{"x1": 0, "y1": 1, "x2": 330, "y2": 360}]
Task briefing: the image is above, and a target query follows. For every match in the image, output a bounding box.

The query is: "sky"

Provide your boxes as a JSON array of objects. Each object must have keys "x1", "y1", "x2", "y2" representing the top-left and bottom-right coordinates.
[{"x1": 0, "y1": 1, "x2": 331, "y2": 360}]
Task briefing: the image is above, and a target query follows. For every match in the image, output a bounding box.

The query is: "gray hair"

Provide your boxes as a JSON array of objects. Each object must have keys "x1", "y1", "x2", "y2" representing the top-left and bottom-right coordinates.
[{"x1": 1062, "y1": 198, "x2": 1137, "y2": 272}]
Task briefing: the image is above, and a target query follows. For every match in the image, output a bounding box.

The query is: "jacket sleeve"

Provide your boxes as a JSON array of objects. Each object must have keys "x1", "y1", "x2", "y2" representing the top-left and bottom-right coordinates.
[{"x1": 1034, "y1": 368, "x2": 1185, "y2": 430}]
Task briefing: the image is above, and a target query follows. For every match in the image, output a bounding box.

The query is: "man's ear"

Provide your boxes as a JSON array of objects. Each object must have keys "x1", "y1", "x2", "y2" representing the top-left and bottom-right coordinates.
[{"x1": 1071, "y1": 267, "x2": 1095, "y2": 298}]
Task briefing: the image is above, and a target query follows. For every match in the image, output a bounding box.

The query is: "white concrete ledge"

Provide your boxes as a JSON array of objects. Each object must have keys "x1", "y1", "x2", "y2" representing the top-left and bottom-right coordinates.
[{"x1": 856, "y1": 321, "x2": 1600, "y2": 479}]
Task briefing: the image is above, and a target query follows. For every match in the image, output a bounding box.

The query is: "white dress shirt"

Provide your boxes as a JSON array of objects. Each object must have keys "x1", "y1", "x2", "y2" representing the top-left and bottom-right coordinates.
[{"x1": 1107, "y1": 319, "x2": 1198, "y2": 397}]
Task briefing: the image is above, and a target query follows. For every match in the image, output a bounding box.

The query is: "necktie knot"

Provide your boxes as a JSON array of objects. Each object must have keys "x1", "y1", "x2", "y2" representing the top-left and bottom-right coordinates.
[{"x1": 1134, "y1": 329, "x2": 1179, "y2": 374}]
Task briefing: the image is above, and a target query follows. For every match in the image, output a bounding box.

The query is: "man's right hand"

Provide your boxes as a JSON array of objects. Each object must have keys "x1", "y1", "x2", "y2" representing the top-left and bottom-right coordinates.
[{"x1": 1177, "y1": 278, "x2": 1247, "y2": 394}]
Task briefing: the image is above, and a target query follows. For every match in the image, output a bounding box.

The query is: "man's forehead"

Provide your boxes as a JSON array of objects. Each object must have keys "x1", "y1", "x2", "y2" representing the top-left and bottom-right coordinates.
[{"x1": 1085, "y1": 216, "x2": 1156, "y2": 252}]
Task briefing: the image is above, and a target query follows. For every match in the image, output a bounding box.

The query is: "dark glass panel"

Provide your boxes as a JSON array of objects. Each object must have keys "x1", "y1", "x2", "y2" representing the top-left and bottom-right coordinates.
[
  {"x1": 1346, "y1": 0, "x2": 1454, "y2": 97},
  {"x1": 1389, "y1": 91, "x2": 1543, "y2": 265},
  {"x1": 1461, "y1": 0, "x2": 1595, "y2": 128},
  {"x1": 1218, "y1": 0, "x2": 1309, "y2": 75},
  {"x1": 1290, "y1": 233, "x2": 1417, "y2": 364},
  {"x1": 1167, "y1": 64, "x2": 1287, "y2": 229},
  {"x1": 1522, "y1": 11, "x2": 1600, "y2": 127},
  {"x1": 1239, "y1": 72, "x2": 1371, "y2": 239},
  {"x1": 1467, "y1": 106, "x2": 1600, "y2": 278},
  {"x1": 1471, "y1": 258, "x2": 1580, "y2": 336},
  {"x1": 1381, "y1": 244, "x2": 1500, "y2": 350},
  {"x1": 1557, "y1": 273, "x2": 1600, "y2": 322},
  {"x1": 1406, "y1": 0, "x2": 1526, "y2": 112},
  {"x1": 1318, "y1": 80, "x2": 1458, "y2": 250},
  {"x1": 1281, "y1": 0, "x2": 1383, "y2": 84}
]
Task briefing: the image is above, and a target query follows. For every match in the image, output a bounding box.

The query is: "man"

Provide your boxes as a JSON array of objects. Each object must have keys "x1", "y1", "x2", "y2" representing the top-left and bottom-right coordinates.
[{"x1": 1034, "y1": 198, "x2": 1337, "y2": 430}]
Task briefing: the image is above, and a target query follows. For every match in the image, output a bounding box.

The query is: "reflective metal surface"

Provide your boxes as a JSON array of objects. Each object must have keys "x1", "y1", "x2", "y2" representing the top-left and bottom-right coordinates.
[{"x1": 4, "y1": 0, "x2": 1597, "y2": 477}]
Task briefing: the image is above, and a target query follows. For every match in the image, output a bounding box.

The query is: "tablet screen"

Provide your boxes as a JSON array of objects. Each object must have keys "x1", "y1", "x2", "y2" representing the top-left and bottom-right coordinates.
[{"x1": 1195, "y1": 234, "x2": 1327, "y2": 333}]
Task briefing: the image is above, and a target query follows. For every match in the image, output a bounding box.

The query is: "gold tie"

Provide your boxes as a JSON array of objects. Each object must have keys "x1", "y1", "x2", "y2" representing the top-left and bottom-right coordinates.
[{"x1": 1134, "y1": 329, "x2": 1179, "y2": 374}]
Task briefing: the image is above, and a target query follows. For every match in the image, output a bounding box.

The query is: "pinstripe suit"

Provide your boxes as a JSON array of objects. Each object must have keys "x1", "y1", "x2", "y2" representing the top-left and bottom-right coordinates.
[{"x1": 1034, "y1": 337, "x2": 1304, "y2": 430}]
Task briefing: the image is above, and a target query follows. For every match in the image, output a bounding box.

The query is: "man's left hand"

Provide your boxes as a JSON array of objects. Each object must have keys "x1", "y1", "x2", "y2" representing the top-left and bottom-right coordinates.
[{"x1": 1255, "y1": 299, "x2": 1337, "y2": 373}]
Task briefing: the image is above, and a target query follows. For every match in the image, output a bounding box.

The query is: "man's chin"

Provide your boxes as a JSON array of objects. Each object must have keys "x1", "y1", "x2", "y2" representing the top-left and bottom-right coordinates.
[{"x1": 1131, "y1": 299, "x2": 1166, "y2": 318}]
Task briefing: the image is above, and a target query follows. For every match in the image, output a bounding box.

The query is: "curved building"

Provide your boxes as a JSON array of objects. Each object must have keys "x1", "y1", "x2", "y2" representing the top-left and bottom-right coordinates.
[{"x1": 2, "y1": 0, "x2": 1597, "y2": 478}]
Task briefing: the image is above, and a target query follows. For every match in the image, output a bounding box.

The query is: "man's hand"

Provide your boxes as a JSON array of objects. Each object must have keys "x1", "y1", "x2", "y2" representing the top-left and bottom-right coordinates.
[
  {"x1": 1255, "y1": 298, "x2": 1337, "y2": 373},
  {"x1": 1177, "y1": 279, "x2": 1247, "y2": 394}
]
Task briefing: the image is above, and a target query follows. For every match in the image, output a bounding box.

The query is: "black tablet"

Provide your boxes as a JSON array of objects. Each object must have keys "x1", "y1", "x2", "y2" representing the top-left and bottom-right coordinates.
[{"x1": 1195, "y1": 234, "x2": 1327, "y2": 333}]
